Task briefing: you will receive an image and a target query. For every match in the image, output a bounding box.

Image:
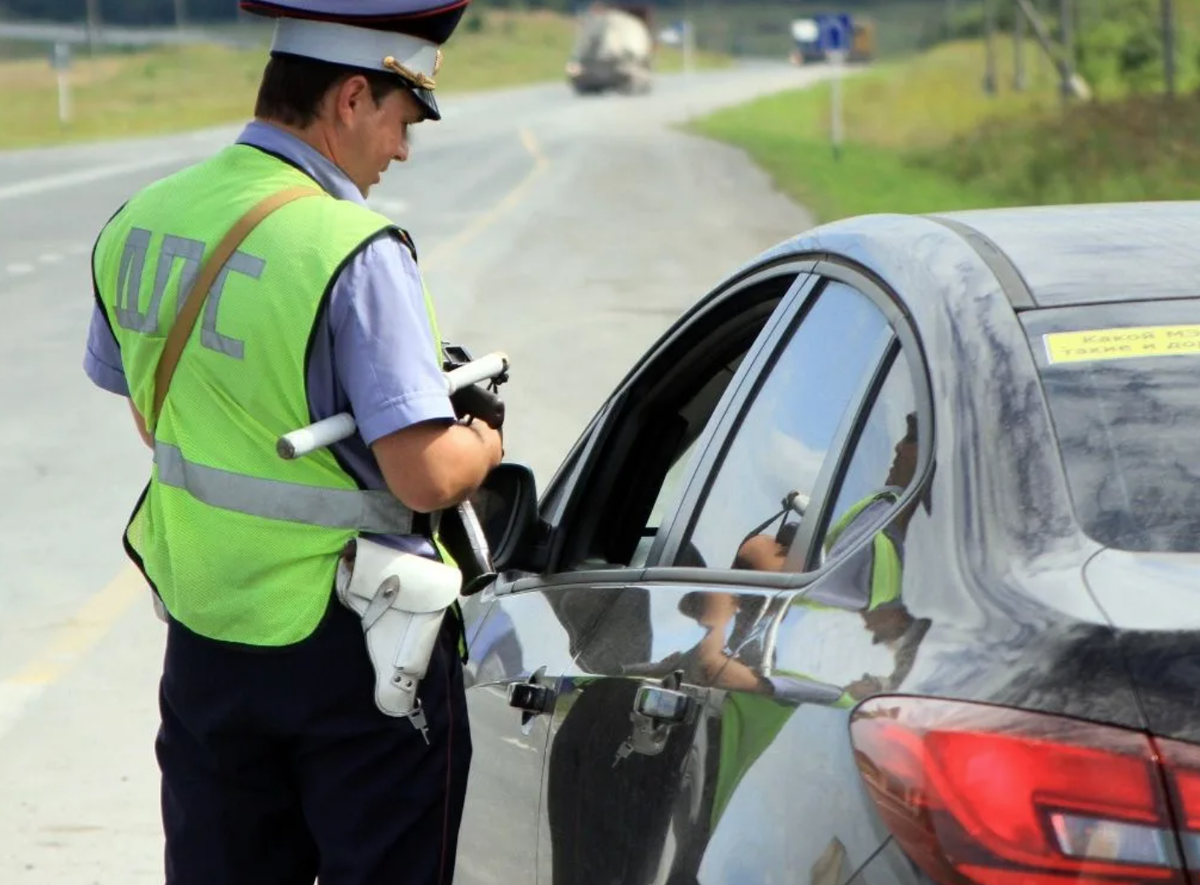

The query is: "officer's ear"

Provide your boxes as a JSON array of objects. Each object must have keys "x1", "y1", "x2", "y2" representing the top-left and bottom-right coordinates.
[{"x1": 330, "y1": 73, "x2": 374, "y2": 126}]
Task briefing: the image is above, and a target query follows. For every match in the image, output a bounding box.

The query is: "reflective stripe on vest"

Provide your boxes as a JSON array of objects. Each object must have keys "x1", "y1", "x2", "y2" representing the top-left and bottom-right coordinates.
[{"x1": 155, "y1": 442, "x2": 414, "y2": 535}]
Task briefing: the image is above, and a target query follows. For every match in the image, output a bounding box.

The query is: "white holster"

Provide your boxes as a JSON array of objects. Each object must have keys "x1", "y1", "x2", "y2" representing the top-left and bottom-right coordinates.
[
  {"x1": 150, "y1": 592, "x2": 169, "y2": 624},
  {"x1": 335, "y1": 538, "x2": 462, "y2": 721}
]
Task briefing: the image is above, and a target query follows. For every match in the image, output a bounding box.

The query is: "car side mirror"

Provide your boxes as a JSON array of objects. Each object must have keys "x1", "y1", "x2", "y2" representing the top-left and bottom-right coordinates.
[{"x1": 468, "y1": 462, "x2": 540, "y2": 575}]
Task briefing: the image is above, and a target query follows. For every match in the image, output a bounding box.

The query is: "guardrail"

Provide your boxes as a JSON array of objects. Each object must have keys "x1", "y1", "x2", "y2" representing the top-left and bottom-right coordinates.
[{"x1": 0, "y1": 20, "x2": 259, "y2": 49}]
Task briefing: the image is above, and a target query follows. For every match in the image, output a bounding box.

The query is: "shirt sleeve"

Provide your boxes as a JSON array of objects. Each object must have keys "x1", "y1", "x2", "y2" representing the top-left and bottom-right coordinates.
[
  {"x1": 83, "y1": 303, "x2": 130, "y2": 397},
  {"x1": 329, "y1": 233, "x2": 455, "y2": 446}
]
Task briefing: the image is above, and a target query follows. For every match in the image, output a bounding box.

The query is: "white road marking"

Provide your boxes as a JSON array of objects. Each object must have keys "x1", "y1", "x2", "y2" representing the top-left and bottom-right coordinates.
[
  {"x1": 0, "y1": 155, "x2": 188, "y2": 203},
  {"x1": 38, "y1": 253, "x2": 63, "y2": 264},
  {"x1": 368, "y1": 198, "x2": 408, "y2": 216},
  {"x1": 0, "y1": 683, "x2": 44, "y2": 741},
  {"x1": 6, "y1": 263, "x2": 34, "y2": 276},
  {"x1": 500, "y1": 736, "x2": 540, "y2": 753}
]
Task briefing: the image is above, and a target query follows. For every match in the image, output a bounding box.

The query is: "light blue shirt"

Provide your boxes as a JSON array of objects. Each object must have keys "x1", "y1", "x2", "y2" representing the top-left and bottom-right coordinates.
[{"x1": 83, "y1": 120, "x2": 454, "y2": 556}]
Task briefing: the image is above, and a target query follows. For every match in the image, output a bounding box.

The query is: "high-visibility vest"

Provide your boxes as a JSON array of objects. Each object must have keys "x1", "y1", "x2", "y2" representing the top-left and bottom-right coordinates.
[
  {"x1": 94, "y1": 144, "x2": 444, "y2": 647},
  {"x1": 823, "y1": 489, "x2": 903, "y2": 610}
]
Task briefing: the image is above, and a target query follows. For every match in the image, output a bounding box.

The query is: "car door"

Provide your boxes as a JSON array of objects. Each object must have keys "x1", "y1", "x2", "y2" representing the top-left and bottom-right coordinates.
[
  {"x1": 646, "y1": 266, "x2": 935, "y2": 885},
  {"x1": 453, "y1": 260, "x2": 815, "y2": 885},
  {"x1": 535, "y1": 270, "x2": 933, "y2": 885}
]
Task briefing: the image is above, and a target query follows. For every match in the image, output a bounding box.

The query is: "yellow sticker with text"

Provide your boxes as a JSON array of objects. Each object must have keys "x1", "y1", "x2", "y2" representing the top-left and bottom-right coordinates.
[{"x1": 1044, "y1": 324, "x2": 1200, "y2": 364}]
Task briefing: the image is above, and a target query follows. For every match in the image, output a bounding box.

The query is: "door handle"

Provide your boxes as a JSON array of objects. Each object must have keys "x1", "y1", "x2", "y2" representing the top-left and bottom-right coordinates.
[
  {"x1": 507, "y1": 666, "x2": 556, "y2": 728},
  {"x1": 633, "y1": 683, "x2": 691, "y2": 724},
  {"x1": 614, "y1": 674, "x2": 697, "y2": 766},
  {"x1": 508, "y1": 680, "x2": 555, "y2": 715}
]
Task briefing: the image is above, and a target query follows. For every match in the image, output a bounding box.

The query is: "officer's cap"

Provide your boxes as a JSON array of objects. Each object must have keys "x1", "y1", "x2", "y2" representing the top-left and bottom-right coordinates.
[{"x1": 240, "y1": 0, "x2": 472, "y2": 121}]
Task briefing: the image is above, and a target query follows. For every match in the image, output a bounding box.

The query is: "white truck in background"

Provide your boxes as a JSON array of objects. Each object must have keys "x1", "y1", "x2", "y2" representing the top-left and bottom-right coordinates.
[{"x1": 566, "y1": 2, "x2": 655, "y2": 95}]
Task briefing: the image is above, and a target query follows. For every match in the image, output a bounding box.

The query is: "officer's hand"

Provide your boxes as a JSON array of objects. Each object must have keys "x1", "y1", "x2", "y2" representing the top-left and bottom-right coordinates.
[
  {"x1": 451, "y1": 384, "x2": 505, "y2": 429},
  {"x1": 468, "y1": 419, "x2": 504, "y2": 469}
]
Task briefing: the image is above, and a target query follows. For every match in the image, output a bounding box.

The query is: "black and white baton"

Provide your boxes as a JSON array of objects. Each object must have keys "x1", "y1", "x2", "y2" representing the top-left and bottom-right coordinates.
[{"x1": 277, "y1": 351, "x2": 510, "y2": 460}]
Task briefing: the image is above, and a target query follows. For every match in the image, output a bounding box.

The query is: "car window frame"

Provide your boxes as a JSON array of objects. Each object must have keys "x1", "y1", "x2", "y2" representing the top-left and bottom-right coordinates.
[
  {"x1": 647, "y1": 258, "x2": 936, "y2": 591},
  {"x1": 794, "y1": 338, "x2": 914, "y2": 573},
  {"x1": 500, "y1": 258, "x2": 819, "y2": 590},
  {"x1": 787, "y1": 261, "x2": 936, "y2": 576}
]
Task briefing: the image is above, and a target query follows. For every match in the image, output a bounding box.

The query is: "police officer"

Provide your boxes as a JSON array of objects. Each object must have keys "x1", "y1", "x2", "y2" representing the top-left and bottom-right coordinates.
[{"x1": 81, "y1": 2, "x2": 500, "y2": 882}]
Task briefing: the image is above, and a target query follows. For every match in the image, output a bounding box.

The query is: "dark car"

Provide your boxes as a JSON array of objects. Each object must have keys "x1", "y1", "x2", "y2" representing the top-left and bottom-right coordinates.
[{"x1": 453, "y1": 201, "x2": 1200, "y2": 885}]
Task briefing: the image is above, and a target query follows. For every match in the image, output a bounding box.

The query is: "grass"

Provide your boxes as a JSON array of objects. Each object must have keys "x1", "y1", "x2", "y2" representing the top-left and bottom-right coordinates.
[
  {"x1": 689, "y1": 40, "x2": 1059, "y2": 220},
  {"x1": 921, "y1": 93, "x2": 1200, "y2": 205},
  {"x1": 688, "y1": 37, "x2": 1200, "y2": 222},
  {"x1": 0, "y1": 10, "x2": 728, "y2": 150},
  {"x1": 690, "y1": 95, "x2": 1003, "y2": 222}
]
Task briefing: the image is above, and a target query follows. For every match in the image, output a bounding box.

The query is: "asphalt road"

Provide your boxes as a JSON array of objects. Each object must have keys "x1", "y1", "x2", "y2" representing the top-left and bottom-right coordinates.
[{"x1": 0, "y1": 61, "x2": 829, "y2": 882}]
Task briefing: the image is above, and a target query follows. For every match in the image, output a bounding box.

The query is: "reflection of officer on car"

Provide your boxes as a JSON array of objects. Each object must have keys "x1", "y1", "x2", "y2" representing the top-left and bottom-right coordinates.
[
  {"x1": 81, "y1": 2, "x2": 500, "y2": 883},
  {"x1": 696, "y1": 412, "x2": 926, "y2": 694},
  {"x1": 541, "y1": 581, "x2": 696, "y2": 885},
  {"x1": 539, "y1": 418, "x2": 930, "y2": 882},
  {"x1": 685, "y1": 414, "x2": 932, "y2": 838},
  {"x1": 817, "y1": 411, "x2": 929, "y2": 697}
]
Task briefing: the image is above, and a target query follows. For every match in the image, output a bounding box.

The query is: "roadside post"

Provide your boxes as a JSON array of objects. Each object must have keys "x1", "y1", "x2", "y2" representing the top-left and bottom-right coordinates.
[
  {"x1": 666, "y1": 19, "x2": 694, "y2": 75},
  {"x1": 683, "y1": 18, "x2": 694, "y2": 75},
  {"x1": 51, "y1": 42, "x2": 73, "y2": 125},
  {"x1": 816, "y1": 13, "x2": 853, "y2": 161}
]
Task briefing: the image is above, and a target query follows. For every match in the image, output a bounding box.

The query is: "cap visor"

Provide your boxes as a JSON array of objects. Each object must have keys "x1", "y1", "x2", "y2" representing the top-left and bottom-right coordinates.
[{"x1": 413, "y1": 87, "x2": 440, "y2": 121}]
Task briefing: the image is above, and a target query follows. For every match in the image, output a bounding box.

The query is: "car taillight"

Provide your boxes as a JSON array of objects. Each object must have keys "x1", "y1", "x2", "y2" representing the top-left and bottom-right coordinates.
[
  {"x1": 849, "y1": 696, "x2": 1200, "y2": 885},
  {"x1": 1156, "y1": 738, "x2": 1200, "y2": 881}
]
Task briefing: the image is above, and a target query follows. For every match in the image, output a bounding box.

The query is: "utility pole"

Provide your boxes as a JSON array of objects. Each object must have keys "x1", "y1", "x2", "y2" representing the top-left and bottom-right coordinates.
[
  {"x1": 1032, "y1": 0, "x2": 1048, "y2": 84},
  {"x1": 682, "y1": 0, "x2": 693, "y2": 74},
  {"x1": 983, "y1": 0, "x2": 998, "y2": 95},
  {"x1": 85, "y1": 0, "x2": 101, "y2": 55},
  {"x1": 1014, "y1": 0, "x2": 1027, "y2": 90},
  {"x1": 1162, "y1": 0, "x2": 1177, "y2": 97},
  {"x1": 52, "y1": 42, "x2": 73, "y2": 126},
  {"x1": 174, "y1": 0, "x2": 188, "y2": 30},
  {"x1": 1014, "y1": 0, "x2": 1090, "y2": 98},
  {"x1": 1059, "y1": 0, "x2": 1075, "y2": 103}
]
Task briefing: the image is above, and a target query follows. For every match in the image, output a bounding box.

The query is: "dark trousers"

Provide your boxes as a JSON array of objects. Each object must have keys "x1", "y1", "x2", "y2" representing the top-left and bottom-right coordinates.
[{"x1": 156, "y1": 594, "x2": 472, "y2": 885}]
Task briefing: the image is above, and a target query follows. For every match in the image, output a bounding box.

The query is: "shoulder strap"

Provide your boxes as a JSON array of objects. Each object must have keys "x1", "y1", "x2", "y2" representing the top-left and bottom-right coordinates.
[
  {"x1": 151, "y1": 185, "x2": 324, "y2": 431},
  {"x1": 393, "y1": 227, "x2": 419, "y2": 262}
]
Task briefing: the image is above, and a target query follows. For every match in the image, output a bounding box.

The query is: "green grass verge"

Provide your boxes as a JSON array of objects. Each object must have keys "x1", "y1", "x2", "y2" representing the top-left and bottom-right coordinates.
[
  {"x1": 916, "y1": 92, "x2": 1200, "y2": 205},
  {"x1": 687, "y1": 83, "x2": 1009, "y2": 222},
  {"x1": 688, "y1": 39, "x2": 1200, "y2": 222},
  {"x1": 0, "y1": 10, "x2": 728, "y2": 150}
]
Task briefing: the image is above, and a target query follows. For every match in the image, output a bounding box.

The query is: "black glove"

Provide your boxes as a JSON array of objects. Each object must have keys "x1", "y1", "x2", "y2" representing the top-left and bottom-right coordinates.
[{"x1": 451, "y1": 383, "x2": 506, "y2": 431}]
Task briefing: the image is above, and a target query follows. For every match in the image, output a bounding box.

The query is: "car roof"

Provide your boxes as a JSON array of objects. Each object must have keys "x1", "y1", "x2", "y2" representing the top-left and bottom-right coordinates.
[{"x1": 928, "y1": 201, "x2": 1200, "y2": 309}]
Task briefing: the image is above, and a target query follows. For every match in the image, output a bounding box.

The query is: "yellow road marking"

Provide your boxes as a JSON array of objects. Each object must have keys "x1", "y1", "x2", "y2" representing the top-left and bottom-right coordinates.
[
  {"x1": 0, "y1": 566, "x2": 146, "y2": 740},
  {"x1": 423, "y1": 127, "x2": 550, "y2": 272},
  {"x1": 8, "y1": 565, "x2": 146, "y2": 687}
]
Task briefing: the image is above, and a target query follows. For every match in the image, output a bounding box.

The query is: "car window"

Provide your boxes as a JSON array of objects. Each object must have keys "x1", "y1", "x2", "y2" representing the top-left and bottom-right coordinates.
[
  {"x1": 677, "y1": 282, "x2": 892, "y2": 571},
  {"x1": 557, "y1": 272, "x2": 804, "y2": 573},
  {"x1": 628, "y1": 357, "x2": 746, "y2": 567},
  {"x1": 647, "y1": 436, "x2": 701, "y2": 529},
  {"x1": 812, "y1": 348, "x2": 918, "y2": 570},
  {"x1": 1024, "y1": 301, "x2": 1200, "y2": 553}
]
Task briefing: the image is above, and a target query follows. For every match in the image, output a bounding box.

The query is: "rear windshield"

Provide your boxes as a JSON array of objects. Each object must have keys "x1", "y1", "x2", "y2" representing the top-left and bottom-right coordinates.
[{"x1": 1024, "y1": 300, "x2": 1200, "y2": 553}]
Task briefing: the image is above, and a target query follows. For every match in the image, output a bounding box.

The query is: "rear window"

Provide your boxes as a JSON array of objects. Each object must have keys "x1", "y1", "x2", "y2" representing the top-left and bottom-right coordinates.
[{"x1": 1024, "y1": 300, "x2": 1200, "y2": 553}]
